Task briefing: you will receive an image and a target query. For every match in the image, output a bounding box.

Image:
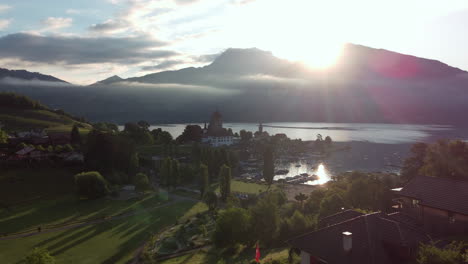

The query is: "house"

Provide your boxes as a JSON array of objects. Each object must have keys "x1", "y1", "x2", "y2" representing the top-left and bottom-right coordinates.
[
  {"x1": 392, "y1": 176, "x2": 468, "y2": 237},
  {"x1": 48, "y1": 132, "x2": 71, "y2": 145},
  {"x1": 288, "y1": 211, "x2": 431, "y2": 264},
  {"x1": 288, "y1": 176, "x2": 468, "y2": 264},
  {"x1": 15, "y1": 146, "x2": 35, "y2": 157}
]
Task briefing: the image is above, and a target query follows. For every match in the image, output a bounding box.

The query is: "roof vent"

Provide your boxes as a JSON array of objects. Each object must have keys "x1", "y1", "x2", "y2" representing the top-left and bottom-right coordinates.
[{"x1": 342, "y1": 231, "x2": 352, "y2": 253}]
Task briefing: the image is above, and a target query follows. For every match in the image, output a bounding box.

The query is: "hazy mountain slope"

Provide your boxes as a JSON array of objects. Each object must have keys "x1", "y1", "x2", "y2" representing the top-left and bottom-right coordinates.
[
  {"x1": 2, "y1": 44, "x2": 468, "y2": 125},
  {"x1": 0, "y1": 68, "x2": 67, "y2": 83}
]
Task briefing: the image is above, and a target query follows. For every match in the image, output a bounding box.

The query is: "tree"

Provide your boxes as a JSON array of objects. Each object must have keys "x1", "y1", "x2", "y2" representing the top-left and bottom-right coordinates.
[
  {"x1": 204, "y1": 190, "x2": 218, "y2": 211},
  {"x1": 239, "y1": 130, "x2": 253, "y2": 142},
  {"x1": 213, "y1": 207, "x2": 251, "y2": 247},
  {"x1": 263, "y1": 145, "x2": 275, "y2": 187},
  {"x1": 151, "y1": 128, "x2": 173, "y2": 145},
  {"x1": 70, "y1": 124, "x2": 82, "y2": 146},
  {"x1": 319, "y1": 193, "x2": 345, "y2": 219},
  {"x1": 84, "y1": 130, "x2": 138, "y2": 184},
  {"x1": 176, "y1": 125, "x2": 203, "y2": 143},
  {"x1": 122, "y1": 122, "x2": 153, "y2": 145},
  {"x1": 219, "y1": 164, "x2": 232, "y2": 202},
  {"x1": 294, "y1": 192, "x2": 308, "y2": 209},
  {"x1": 160, "y1": 157, "x2": 173, "y2": 187},
  {"x1": 417, "y1": 241, "x2": 467, "y2": 264},
  {"x1": 199, "y1": 164, "x2": 210, "y2": 197},
  {"x1": 0, "y1": 128, "x2": 7, "y2": 144},
  {"x1": 137, "y1": 120, "x2": 150, "y2": 130},
  {"x1": 24, "y1": 247, "x2": 55, "y2": 264},
  {"x1": 324, "y1": 136, "x2": 332, "y2": 147},
  {"x1": 74, "y1": 171, "x2": 109, "y2": 199},
  {"x1": 171, "y1": 159, "x2": 180, "y2": 187},
  {"x1": 304, "y1": 189, "x2": 327, "y2": 214},
  {"x1": 250, "y1": 198, "x2": 280, "y2": 245},
  {"x1": 401, "y1": 142, "x2": 428, "y2": 181},
  {"x1": 287, "y1": 210, "x2": 310, "y2": 236},
  {"x1": 420, "y1": 140, "x2": 468, "y2": 180},
  {"x1": 134, "y1": 173, "x2": 151, "y2": 191}
]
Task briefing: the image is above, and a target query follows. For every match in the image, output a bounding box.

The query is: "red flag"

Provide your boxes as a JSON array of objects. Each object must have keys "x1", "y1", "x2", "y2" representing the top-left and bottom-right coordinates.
[{"x1": 255, "y1": 243, "x2": 261, "y2": 263}]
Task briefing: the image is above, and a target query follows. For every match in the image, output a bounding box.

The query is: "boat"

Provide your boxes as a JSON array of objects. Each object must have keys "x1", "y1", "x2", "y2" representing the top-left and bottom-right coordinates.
[{"x1": 275, "y1": 169, "x2": 289, "y2": 175}]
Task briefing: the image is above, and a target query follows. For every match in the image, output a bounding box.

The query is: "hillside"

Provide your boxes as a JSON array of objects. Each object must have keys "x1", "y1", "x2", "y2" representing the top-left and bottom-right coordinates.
[
  {"x1": 1, "y1": 43, "x2": 468, "y2": 124},
  {"x1": 0, "y1": 68, "x2": 67, "y2": 83},
  {"x1": 0, "y1": 92, "x2": 91, "y2": 132}
]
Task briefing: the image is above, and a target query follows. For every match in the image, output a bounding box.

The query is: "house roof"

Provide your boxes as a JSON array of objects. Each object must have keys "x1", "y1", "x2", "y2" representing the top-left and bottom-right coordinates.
[
  {"x1": 15, "y1": 146, "x2": 35, "y2": 155},
  {"x1": 319, "y1": 209, "x2": 364, "y2": 227},
  {"x1": 288, "y1": 212, "x2": 430, "y2": 264},
  {"x1": 397, "y1": 176, "x2": 468, "y2": 215}
]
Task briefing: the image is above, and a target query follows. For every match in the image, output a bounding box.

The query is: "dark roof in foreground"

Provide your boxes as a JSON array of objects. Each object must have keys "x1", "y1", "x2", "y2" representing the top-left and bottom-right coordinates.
[
  {"x1": 288, "y1": 212, "x2": 430, "y2": 264},
  {"x1": 319, "y1": 209, "x2": 364, "y2": 227},
  {"x1": 397, "y1": 176, "x2": 468, "y2": 215}
]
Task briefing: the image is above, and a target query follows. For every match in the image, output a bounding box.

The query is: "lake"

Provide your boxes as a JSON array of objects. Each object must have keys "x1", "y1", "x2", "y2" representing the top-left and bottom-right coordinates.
[
  {"x1": 142, "y1": 122, "x2": 458, "y2": 144},
  {"x1": 122, "y1": 122, "x2": 466, "y2": 184}
]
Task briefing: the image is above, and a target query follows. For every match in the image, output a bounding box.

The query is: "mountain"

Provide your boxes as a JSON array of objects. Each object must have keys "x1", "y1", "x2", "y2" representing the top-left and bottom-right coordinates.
[
  {"x1": 1, "y1": 43, "x2": 468, "y2": 125},
  {"x1": 0, "y1": 68, "x2": 67, "y2": 83},
  {"x1": 91, "y1": 75, "x2": 123, "y2": 86}
]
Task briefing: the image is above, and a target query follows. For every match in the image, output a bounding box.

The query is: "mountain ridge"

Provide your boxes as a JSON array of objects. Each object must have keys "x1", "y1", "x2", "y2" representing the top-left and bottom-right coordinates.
[
  {"x1": 2, "y1": 43, "x2": 468, "y2": 125},
  {"x1": 0, "y1": 68, "x2": 68, "y2": 83}
]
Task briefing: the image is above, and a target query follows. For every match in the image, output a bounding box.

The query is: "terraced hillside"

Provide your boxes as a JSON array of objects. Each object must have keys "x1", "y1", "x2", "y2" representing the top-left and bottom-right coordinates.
[{"x1": 0, "y1": 92, "x2": 91, "y2": 132}]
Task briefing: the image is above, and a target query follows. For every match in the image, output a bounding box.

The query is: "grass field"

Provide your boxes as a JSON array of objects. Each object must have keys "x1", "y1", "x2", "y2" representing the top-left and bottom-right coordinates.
[
  {"x1": 0, "y1": 108, "x2": 91, "y2": 132},
  {"x1": 0, "y1": 193, "x2": 165, "y2": 235},
  {"x1": 0, "y1": 200, "x2": 198, "y2": 264},
  {"x1": 222, "y1": 180, "x2": 273, "y2": 194},
  {"x1": 159, "y1": 246, "x2": 290, "y2": 264},
  {"x1": 0, "y1": 168, "x2": 79, "y2": 205}
]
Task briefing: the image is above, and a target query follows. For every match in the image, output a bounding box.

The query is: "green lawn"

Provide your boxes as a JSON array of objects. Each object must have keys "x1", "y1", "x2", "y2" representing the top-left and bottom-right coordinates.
[
  {"x1": 159, "y1": 246, "x2": 289, "y2": 264},
  {"x1": 0, "y1": 193, "x2": 165, "y2": 235},
  {"x1": 0, "y1": 168, "x2": 79, "y2": 205},
  {"x1": 0, "y1": 108, "x2": 91, "y2": 132},
  {"x1": 228, "y1": 180, "x2": 273, "y2": 194},
  {"x1": 0, "y1": 200, "x2": 198, "y2": 264}
]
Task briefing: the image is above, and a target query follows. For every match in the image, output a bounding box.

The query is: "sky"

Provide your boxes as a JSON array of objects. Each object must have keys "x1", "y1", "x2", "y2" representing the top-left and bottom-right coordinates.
[{"x1": 1, "y1": 0, "x2": 468, "y2": 84}]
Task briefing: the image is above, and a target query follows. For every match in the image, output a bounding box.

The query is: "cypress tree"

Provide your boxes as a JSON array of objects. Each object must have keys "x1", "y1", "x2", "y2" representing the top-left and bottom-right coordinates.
[{"x1": 219, "y1": 164, "x2": 231, "y2": 202}]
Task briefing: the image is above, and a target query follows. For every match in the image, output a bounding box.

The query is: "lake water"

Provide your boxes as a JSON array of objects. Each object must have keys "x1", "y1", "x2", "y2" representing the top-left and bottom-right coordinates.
[
  {"x1": 144, "y1": 122, "x2": 456, "y2": 144},
  {"x1": 123, "y1": 122, "x2": 464, "y2": 185}
]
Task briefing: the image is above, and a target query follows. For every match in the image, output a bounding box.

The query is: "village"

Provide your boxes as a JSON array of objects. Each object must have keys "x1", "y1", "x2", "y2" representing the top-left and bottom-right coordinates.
[{"x1": 0, "y1": 108, "x2": 467, "y2": 264}]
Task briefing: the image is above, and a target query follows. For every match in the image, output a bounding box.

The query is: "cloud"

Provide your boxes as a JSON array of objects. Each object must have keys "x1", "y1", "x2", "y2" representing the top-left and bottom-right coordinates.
[
  {"x1": 0, "y1": 19, "x2": 11, "y2": 30},
  {"x1": 196, "y1": 53, "x2": 220, "y2": 63},
  {"x1": 89, "y1": 19, "x2": 129, "y2": 34},
  {"x1": 0, "y1": 33, "x2": 177, "y2": 65},
  {"x1": 141, "y1": 60, "x2": 184, "y2": 71},
  {"x1": 41, "y1": 17, "x2": 73, "y2": 31},
  {"x1": 230, "y1": 0, "x2": 256, "y2": 5},
  {"x1": 108, "y1": 81, "x2": 240, "y2": 95},
  {"x1": 0, "y1": 77, "x2": 73, "y2": 87},
  {"x1": 66, "y1": 9, "x2": 98, "y2": 15},
  {"x1": 174, "y1": 0, "x2": 200, "y2": 5},
  {"x1": 0, "y1": 4, "x2": 11, "y2": 13}
]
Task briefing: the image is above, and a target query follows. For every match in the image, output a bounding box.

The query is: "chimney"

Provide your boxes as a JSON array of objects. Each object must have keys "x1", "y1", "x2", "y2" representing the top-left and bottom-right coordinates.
[{"x1": 342, "y1": 231, "x2": 352, "y2": 253}]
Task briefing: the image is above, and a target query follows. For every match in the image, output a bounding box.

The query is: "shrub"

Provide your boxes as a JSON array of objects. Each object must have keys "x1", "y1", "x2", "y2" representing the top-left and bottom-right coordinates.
[
  {"x1": 74, "y1": 171, "x2": 109, "y2": 199},
  {"x1": 134, "y1": 173, "x2": 151, "y2": 191},
  {"x1": 24, "y1": 247, "x2": 55, "y2": 264}
]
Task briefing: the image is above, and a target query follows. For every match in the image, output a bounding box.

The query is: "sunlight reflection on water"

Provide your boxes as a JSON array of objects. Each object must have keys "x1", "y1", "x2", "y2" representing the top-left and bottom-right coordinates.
[{"x1": 305, "y1": 163, "x2": 331, "y2": 185}]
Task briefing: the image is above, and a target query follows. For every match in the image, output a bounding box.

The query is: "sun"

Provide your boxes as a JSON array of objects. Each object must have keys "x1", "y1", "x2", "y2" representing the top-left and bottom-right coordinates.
[
  {"x1": 275, "y1": 41, "x2": 344, "y2": 69},
  {"x1": 301, "y1": 42, "x2": 344, "y2": 69}
]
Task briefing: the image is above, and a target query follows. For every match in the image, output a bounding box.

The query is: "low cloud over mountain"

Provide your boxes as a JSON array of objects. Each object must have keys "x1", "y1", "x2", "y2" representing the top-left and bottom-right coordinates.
[{"x1": 2, "y1": 44, "x2": 468, "y2": 125}]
